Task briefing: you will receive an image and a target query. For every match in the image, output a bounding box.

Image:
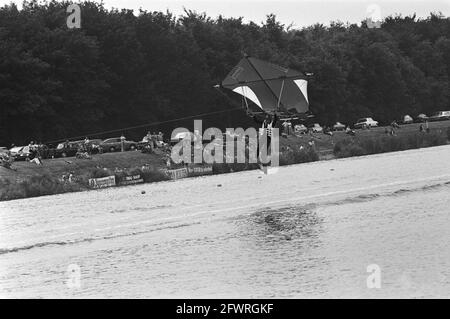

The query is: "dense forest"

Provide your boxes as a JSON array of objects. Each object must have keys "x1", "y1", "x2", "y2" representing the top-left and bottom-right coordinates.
[{"x1": 1, "y1": 1, "x2": 450, "y2": 146}]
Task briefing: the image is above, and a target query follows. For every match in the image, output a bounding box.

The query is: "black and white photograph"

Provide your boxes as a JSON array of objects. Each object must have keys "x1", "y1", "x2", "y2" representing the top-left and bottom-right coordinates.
[{"x1": 0, "y1": 0, "x2": 450, "y2": 303}]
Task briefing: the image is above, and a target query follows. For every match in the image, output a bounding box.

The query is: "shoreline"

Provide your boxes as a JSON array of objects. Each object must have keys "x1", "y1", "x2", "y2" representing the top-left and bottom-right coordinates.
[{"x1": 1, "y1": 121, "x2": 450, "y2": 202}]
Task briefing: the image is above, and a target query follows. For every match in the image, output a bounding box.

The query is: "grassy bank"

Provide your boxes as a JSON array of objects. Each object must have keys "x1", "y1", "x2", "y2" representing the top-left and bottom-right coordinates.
[
  {"x1": 334, "y1": 130, "x2": 449, "y2": 158},
  {"x1": 0, "y1": 164, "x2": 171, "y2": 201},
  {"x1": 0, "y1": 148, "x2": 319, "y2": 201},
  {"x1": 0, "y1": 151, "x2": 169, "y2": 201},
  {"x1": 0, "y1": 174, "x2": 85, "y2": 200},
  {"x1": 1, "y1": 121, "x2": 450, "y2": 201}
]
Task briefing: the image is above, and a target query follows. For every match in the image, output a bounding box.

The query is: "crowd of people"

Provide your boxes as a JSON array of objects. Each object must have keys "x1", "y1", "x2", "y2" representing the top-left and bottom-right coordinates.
[
  {"x1": 27, "y1": 141, "x2": 43, "y2": 165},
  {"x1": 141, "y1": 131, "x2": 166, "y2": 153},
  {"x1": 0, "y1": 141, "x2": 44, "y2": 169}
]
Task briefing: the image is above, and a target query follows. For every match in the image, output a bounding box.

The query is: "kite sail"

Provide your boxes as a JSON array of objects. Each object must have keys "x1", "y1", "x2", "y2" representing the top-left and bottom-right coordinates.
[{"x1": 219, "y1": 56, "x2": 309, "y2": 117}]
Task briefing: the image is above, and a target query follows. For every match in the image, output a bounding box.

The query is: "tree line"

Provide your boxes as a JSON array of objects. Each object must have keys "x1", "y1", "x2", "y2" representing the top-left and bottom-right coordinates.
[{"x1": 1, "y1": 0, "x2": 449, "y2": 146}]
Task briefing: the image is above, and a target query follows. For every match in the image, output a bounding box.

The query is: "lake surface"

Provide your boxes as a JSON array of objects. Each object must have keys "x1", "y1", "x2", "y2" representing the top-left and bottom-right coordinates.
[{"x1": 1, "y1": 145, "x2": 449, "y2": 298}]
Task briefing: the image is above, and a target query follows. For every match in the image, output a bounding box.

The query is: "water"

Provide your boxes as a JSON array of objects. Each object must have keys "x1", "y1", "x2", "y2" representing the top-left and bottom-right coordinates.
[{"x1": 1, "y1": 145, "x2": 449, "y2": 298}]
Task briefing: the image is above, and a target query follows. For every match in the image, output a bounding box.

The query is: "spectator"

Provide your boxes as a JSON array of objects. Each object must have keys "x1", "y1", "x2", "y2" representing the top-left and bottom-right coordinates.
[
  {"x1": 29, "y1": 144, "x2": 42, "y2": 165},
  {"x1": 346, "y1": 127, "x2": 356, "y2": 136},
  {"x1": 143, "y1": 131, "x2": 151, "y2": 143},
  {"x1": 391, "y1": 120, "x2": 400, "y2": 129},
  {"x1": 151, "y1": 133, "x2": 158, "y2": 148},
  {"x1": 28, "y1": 141, "x2": 37, "y2": 160},
  {"x1": 120, "y1": 134, "x2": 125, "y2": 152},
  {"x1": 84, "y1": 137, "x2": 91, "y2": 154},
  {"x1": 77, "y1": 142, "x2": 85, "y2": 153},
  {"x1": 282, "y1": 121, "x2": 289, "y2": 135},
  {"x1": 156, "y1": 132, "x2": 165, "y2": 147}
]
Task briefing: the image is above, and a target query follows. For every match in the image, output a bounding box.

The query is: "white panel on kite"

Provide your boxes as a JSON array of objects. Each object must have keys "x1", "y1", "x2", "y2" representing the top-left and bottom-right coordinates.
[
  {"x1": 232, "y1": 86, "x2": 263, "y2": 109},
  {"x1": 294, "y1": 79, "x2": 308, "y2": 103}
]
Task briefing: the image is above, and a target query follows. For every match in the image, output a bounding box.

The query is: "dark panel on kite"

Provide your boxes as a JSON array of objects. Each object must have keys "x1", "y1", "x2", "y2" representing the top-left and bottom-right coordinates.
[{"x1": 221, "y1": 56, "x2": 309, "y2": 115}]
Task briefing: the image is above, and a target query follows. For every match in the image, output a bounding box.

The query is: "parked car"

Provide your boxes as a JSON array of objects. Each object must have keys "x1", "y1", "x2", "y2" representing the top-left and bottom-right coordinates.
[
  {"x1": 354, "y1": 117, "x2": 379, "y2": 129},
  {"x1": 308, "y1": 123, "x2": 323, "y2": 133},
  {"x1": 415, "y1": 113, "x2": 429, "y2": 122},
  {"x1": 401, "y1": 115, "x2": 414, "y2": 124},
  {"x1": 428, "y1": 111, "x2": 450, "y2": 122},
  {"x1": 9, "y1": 145, "x2": 31, "y2": 161},
  {"x1": 53, "y1": 141, "x2": 80, "y2": 158},
  {"x1": 100, "y1": 137, "x2": 137, "y2": 152},
  {"x1": 9, "y1": 146, "x2": 24, "y2": 157},
  {"x1": 294, "y1": 124, "x2": 308, "y2": 134},
  {"x1": 333, "y1": 122, "x2": 346, "y2": 131}
]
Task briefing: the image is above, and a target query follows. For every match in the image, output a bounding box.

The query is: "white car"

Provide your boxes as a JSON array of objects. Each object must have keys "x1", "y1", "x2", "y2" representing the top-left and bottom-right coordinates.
[
  {"x1": 354, "y1": 117, "x2": 379, "y2": 129},
  {"x1": 294, "y1": 124, "x2": 308, "y2": 134},
  {"x1": 308, "y1": 123, "x2": 323, "y2": 133},
  {"x1": 9, "y1": 146, "x2": 24, "y2": 156},
  {"x1": 416, "y1": 113, "x2": 428, "y2": 122},
  {"x1": 402, "y1": 115, "x2": 413, "y2": 124},
  {"x1": 429, "y1": 111, "x2": 450, "y2": 122},
  {"x1": 333, "y1": 122, "x2": 346, "y2": 131}
]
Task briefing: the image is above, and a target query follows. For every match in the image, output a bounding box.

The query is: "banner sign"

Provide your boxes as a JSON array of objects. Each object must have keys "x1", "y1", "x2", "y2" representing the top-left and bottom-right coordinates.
[
  {"x1": 165, "y1": 165, "x2": 213, "y2": 180},
  {"x1": 88, "y1": 175, "x2": 116, "y2": 189},
  {"x1": 187, "y1": 165, "x2": 213, "y2": 176},
  {"x1": 118, "y1": 174, "x2": 144, "y2": 186},
  {"x1": 166, "y1": 168, "x2": 189, "y2": 180}
]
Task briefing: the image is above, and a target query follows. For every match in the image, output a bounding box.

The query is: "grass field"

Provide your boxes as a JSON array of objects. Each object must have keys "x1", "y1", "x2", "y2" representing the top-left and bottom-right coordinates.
[
  {"x1": 0, "y1": 150, "x2": 167, "y2": 181},
  {"x1": 280, "y1": 119, "x2": 450, "y2": 153}
]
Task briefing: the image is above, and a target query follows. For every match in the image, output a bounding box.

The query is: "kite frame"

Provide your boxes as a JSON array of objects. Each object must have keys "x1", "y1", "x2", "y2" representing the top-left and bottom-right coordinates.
[{"x1": 218, "y1": 55, "x2": 312, "y2": 121}]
